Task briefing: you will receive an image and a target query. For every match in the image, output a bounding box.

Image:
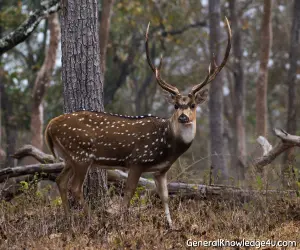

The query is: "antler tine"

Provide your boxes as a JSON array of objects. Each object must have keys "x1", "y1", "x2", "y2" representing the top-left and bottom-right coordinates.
[
  {"x1": 190, "y1": 17, "x2": 232, "y2": 95},
  {"x1": 145, "y1": 22, "x2": 156, "y2": 73},
  {"x1": 190, "y1": 63, "x2": 211, "y2": 94},
  {"x1": 145, "y1": 23, "x2": 180, "y2": 96}
]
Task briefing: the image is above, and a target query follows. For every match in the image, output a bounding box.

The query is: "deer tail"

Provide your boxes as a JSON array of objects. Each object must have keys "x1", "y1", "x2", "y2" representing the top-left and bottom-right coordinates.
[{"x1": 44, "y1": 122, "x2": 57, "y2": 159}]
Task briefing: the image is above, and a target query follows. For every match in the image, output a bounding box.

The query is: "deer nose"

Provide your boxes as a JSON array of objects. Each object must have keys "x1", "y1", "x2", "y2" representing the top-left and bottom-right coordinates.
[{"x1": 178, "y1": 114, "x2": 189, "y2": 123}]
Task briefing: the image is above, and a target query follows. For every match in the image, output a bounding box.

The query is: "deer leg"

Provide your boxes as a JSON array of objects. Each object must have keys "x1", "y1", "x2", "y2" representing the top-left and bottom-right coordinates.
[
  {"x1": 70, "y1": 162, "x2": 92, "y2": 214},
  {"x1": 56, "y1": 163, "x2": 73, "y2": 216},
  {"x1": 154, "y1": 172, "x2": 172, "y2": 228},
  {"x1": 122, "y1": 166, "x2": 143, "y2": 210}
]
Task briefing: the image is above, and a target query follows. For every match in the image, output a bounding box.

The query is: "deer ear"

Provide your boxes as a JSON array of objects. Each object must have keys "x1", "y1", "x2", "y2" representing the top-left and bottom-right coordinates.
[{"x1": 195, "y1": 89, "x2": 208, "y2": 104}]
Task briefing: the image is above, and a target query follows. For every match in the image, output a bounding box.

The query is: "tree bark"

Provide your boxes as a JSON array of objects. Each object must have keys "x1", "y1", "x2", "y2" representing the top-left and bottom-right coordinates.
[
  {"x1": 99, "y1": 0, "x2": 114, "y2": 80},
  {"x1": 283, "y1": 0, "x2": 300, "y2": 178},
  {"x1": 30, "y1": 13, "x2": 60, "y2": 151},
  {"x1": 60, "y1": 0, "x2": 107, "y2": 206},
  {"x1": 208, "y1": 0, "x2": 227, "y2": 183},
  {"x1": 255, "y1": 0, "x2": 272, "y2": 137},
  {"x1": 229, "y1": 0, "x2": 246, "y2": 180}
]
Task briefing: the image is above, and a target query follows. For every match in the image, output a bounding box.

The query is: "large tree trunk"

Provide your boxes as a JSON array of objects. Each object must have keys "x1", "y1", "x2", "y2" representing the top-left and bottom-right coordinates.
[
  {"x1": 99, "y1": 0, "x2": 114, "y2": 80},
  {"x1": 229, "y1": 0, "x2": 246, "y2": 180},
  {"x1": 60, "y1": 0, "x2": 107, "y2": 207},
  {"x1": 255, "y1": 0, "x2": 272, "y2": 137},
  {"x1": 30, "y1": 13, "x2": 60, "y2": 151},
  {"x1": 283, "y1": 0, "x2": 300, "y2": 186},
  {"x1": 208, "y1": 0, "x2": 227, "y2": 183}
]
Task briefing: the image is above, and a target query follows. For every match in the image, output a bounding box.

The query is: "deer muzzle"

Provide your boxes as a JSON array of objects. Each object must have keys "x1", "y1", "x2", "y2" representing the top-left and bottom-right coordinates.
[{"x1": 178, "y1": 114, "x2": 190, "y2": 124}]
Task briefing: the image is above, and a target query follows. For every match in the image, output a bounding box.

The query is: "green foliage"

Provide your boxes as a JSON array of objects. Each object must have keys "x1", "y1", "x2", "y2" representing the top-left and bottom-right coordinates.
[
  {"x1": 130, "y1": 186, "x2": 147, "y2": 206},
  {"x1": 19, "y1": 180, "x2": 29, "y2": 191},
  {"x1": 0, "y1": 2, "x2": 26, "y2": 30},
  {"x1": 255, "y1": 176, "x2": 264, "y2": 191}
]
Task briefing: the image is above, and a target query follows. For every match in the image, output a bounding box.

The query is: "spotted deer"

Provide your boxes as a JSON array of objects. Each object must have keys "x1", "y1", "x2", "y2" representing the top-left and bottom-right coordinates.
[{"x1": 45, "y1": 18, "x2": 231, "y2": 227}]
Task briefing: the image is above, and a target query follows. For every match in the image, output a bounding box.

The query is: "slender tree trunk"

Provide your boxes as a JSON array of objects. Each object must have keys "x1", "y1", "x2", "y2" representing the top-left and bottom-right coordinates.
[
  {"x1": 60, "y1": 0, "x2": 107, "y2": 207},
  {"x1": 286, "y1": 0, "x2": 300, "y2": 136},
  {"x1": 283, "y1": 0, "x2": 300, "y2": 186},
  {"x1": 208, "y1": 0, "x2": 227, "y2": 183},
  {"x1": 0, "y1": 12, "x2": 5, "y2": 165},
  {"x1": 229, "y1": 0, "x2": 246, "y2": 180},
  {"x1": 255, "y1": 0, "x2": 272, "y2": 137},
  {"x1": 0, "y1": 67, "x2": 6, "y2": 166},
  {"x1": 0, "y1": 78, "x2": 17, "y2": 168},
  {"x1": 0, "y1": 10, "x2": 16, "y2": 168},
  {"x1": 99, "y1": 0, "x2": 114, "y2": 80},
  {"x1": 30, "y1": 13, "x2": 60, "y2": 151},
  {"x1": 103, "y1": 36, "x2": 139, "y2": 106}
]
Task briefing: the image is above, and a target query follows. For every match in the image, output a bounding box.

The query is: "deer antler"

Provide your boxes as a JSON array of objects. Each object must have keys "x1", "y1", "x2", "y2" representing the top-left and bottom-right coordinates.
[
  {"x1": 190, "y1": 17, "x2": 232, "y2": 96},
  {"x1": 145, "y1": 23, "x2": 180, "y2": 96}
]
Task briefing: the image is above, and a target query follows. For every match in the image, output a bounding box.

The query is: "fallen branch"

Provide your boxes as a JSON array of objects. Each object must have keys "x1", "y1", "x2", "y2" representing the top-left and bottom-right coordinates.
[
  {"x1": 0, "y1": 163, "x2": 63, "y2": 182},
  {"x1": 0, "y1": 0, "x2": 60, "y2": 55},
  {"x1": 0, "y1": 162, "x2": 155, "y2": 188},
  {"x1": 1, "y1": 163, "x2": 297, "y2": 202},
  {"x1": 254, "y1": 128, "x2": 298, "y2": 169},
  {"x1": 1, "y1": 132, "x2": 298, "y2": 201},
  {"x1": 256, "y1": 136, "x2": 273, "y2": 155},
  {"x1": 12, "y1": 145, "x2": 56, "y2": 164}
]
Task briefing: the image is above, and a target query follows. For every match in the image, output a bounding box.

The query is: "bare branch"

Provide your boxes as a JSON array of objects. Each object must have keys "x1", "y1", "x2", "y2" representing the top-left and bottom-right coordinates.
[
  {"x1": 160, "y1": 21, "x2": 207, "y2": 37},
  {"x1": 12, "y1": 145, "x2": 57, "y2": 163},
  {"x1": 274, "y1": 128, "x2": 300, "y2": 145},
  {"x1": 256, "y1": 136, "x2": 273, "y2": 155},
  {"x1": 0, "y1": 0, "x2": 60, "y2": 55},
  {"x1": 254, "y1": 128, "x2": 300, "y2": 169}
]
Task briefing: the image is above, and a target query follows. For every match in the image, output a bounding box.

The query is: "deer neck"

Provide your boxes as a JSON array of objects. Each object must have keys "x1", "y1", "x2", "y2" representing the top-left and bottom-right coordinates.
[{"x1": 168, "y1": 115, "x2": 196, "y2": 146}]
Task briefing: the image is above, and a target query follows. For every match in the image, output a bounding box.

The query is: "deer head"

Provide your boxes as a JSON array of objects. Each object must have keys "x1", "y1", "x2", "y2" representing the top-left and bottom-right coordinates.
[{"x1": 145, "y1": 17, "x2": 231, "y2": 144}]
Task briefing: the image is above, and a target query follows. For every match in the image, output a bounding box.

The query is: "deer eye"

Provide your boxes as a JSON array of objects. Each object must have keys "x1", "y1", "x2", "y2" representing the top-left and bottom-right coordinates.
[
  {"x1": 190, "y1": 103, "x2": 196, "y2": 109},
  {"x1": 174, "y1": 104, "x2": 179, "y2": 110}
]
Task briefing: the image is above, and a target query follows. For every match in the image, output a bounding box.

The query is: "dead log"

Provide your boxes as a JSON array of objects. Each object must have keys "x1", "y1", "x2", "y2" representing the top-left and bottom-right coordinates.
[
  {"x1": 12, "y1": 127, "x2": 300, "y2": 175},
  {"x1": 0, "y1": 130, "x2": 298, "y2": 201},
  {"x1": 0, "y1": 161, "x2": 298, "y2": 202},
  {"x1": 0, "y1": 163, "x2": 63, "y2": 182}
]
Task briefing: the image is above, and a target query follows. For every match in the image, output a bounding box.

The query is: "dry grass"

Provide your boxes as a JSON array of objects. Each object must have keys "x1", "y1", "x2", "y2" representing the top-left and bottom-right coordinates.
[{"x1": 0, "y1": 182, "x2": 300, "y2": 250}]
